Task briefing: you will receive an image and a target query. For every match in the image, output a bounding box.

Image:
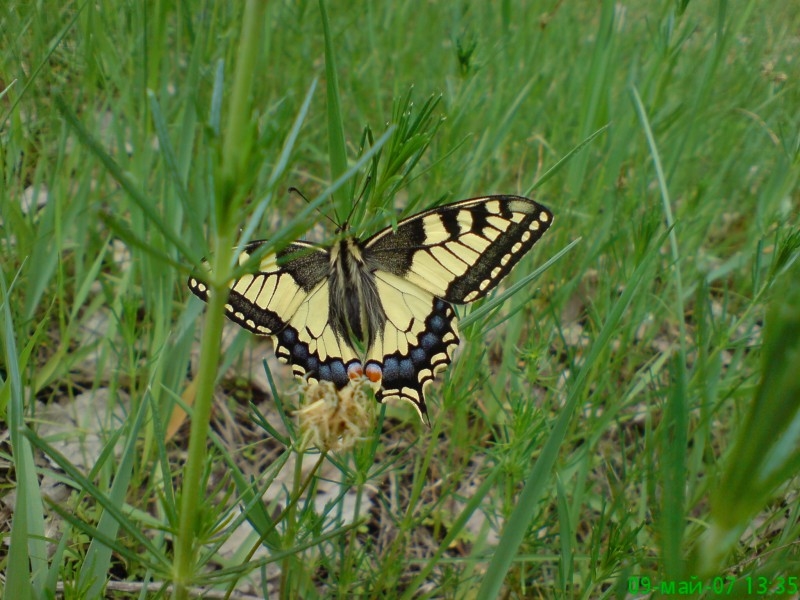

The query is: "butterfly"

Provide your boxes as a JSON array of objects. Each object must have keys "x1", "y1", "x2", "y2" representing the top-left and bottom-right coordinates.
[{"x1": 188, "y1": 195, "x2": 553, "y2": 420}]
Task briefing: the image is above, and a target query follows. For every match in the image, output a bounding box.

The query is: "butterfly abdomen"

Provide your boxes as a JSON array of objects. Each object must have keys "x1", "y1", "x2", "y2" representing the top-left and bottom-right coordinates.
[{"x1": 328, "y1": 239, "x2": 386, "y2": 352}]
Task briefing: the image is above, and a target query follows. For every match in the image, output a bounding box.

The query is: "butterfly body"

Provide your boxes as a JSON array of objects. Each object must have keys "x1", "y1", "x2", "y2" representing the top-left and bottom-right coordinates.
[{"x1": 189, "y1": 195, "x2": 553, "y2": 419}]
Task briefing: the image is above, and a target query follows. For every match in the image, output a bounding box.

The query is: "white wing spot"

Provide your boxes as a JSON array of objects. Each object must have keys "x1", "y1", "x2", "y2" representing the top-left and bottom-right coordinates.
[
  {"x1": 508, "y1": 199, "x2": 531, "y2": 212},
  {"x1": 512, "y1": 242, "x2": 523, "y2": 254},
  {"x1": 539, "y1": 211, "x2": 550, "y2": 222}
]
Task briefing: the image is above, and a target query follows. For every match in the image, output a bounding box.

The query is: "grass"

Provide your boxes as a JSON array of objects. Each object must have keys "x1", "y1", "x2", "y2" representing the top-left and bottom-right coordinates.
[{"x1": 2, "y1": 0, "x2": 799, "y2": 598}]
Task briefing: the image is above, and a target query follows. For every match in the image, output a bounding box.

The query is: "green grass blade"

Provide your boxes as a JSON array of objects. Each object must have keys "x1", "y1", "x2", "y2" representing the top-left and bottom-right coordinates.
[
  {"x1": 231, "y1": 79, "x2": 319, "y2": 256},
  {"x1": 98, "y1": 212, "x2": 187, "y2": 271},
  {"x1": 400, "y1": 467, "x2": 502, "y2": 600},
  {"x1": 267, "y1": 78, "x2": 318, "y2": 189},
  {"x1": 0, "y1": 0, "x2": 88, "y2": 127},
  {"x1": 148, "y1": 90, "x2": 204, "y2": 244},
  {"x1": 2, "y1": 268, "x2": 46, "y2": 599},
  {"x1": 54, "y1": 96, "x2": 195, "y2": 262},
  {"x1": 660, "y1": 356, "x2": 689, "y2": 580},
  {"x1": 23, "y1": 428, "x2": 170, "y2": 570},
  {"x1": 77, "y1": 393, "x2": 151, "y2": 596},
  {"x1": 462, "y1": 237, "x2": 581, "y2": 328},
  {"x1": 630, "y1": 85, "x2": 686, "y2": 342},
  {"x1": 475, "y1": 228, "x2": 670, "y2": 600},
  {"x1": 556, "y1": 474, "x2": 574, "y2": 595},
  {"x1": 695, "y1": 258, "x2": 800, "y2": 575},
  {"x1": 217, "y1": 1, "x2": 267, "y2": 229},
  {"x1": 529, "y1": 125, "x2": 610, "y2": 192},
  {"x1": 319, "y1": 0, "x2": 350, "y2": 214},
  {"x1": 22, "y1": 185, "x2": 61, "y2": 320}
]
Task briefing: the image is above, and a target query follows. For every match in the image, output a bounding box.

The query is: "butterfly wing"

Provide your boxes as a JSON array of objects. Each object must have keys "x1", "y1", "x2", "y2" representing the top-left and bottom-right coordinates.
[
  {"x1": 366, "y1": 195, "x2": 553, "y2": 303},
  {"x1": 367, "y1": 271, "x2": 459, "y2": 419},
  {"x1": 362, "y1": 195, "x2": 553, "y2": 417},
  {"x1": 188, "y1": 241, "x2": 361, "y2": 388}
]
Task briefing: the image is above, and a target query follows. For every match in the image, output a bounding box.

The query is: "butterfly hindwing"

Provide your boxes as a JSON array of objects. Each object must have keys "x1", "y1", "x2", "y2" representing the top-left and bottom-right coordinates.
[
  {"x1": 366, "y1": 272, "x2": 460, "y2": 419},
  {"x1": 274, "y1": 279, "x2": 362, "y2": 389}
]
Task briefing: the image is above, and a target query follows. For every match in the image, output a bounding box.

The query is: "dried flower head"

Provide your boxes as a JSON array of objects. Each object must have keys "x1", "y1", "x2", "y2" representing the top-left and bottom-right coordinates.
[{"x1": 296, "y1": 377, "x2": 376, "y2": 452}]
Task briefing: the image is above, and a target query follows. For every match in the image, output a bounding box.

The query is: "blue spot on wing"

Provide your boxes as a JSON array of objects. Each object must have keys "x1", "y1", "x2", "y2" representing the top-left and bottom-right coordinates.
[{"x1": 274, "y1": 325, "x2": 352, "y2": 388}]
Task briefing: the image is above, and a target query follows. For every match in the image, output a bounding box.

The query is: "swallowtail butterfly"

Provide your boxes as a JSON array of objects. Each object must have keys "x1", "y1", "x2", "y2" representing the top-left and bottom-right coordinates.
[{"x1": 188, "y1": 195, "x2": 553, "y2": 419}]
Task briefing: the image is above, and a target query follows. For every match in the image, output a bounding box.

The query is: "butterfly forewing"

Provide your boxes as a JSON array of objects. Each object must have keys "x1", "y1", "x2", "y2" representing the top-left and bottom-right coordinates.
[
  {"x1": 188, "y1": 195, "x2": 553, "y2": 420},
  {"x1": 188, "y1": 242, "x2": 329, "y2": 336},
  {"x1": 364, "y1": 196, "x2": 553, "y2": 303}
]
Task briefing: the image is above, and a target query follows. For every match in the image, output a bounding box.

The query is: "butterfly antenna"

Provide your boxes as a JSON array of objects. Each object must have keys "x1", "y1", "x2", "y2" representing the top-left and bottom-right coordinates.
[
  {"x1": 356, "y1": 174, "x2": 373, "y2": 211},
  {"x1": 288, "y1": 187, "x2": 339, "y2": 229}
]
